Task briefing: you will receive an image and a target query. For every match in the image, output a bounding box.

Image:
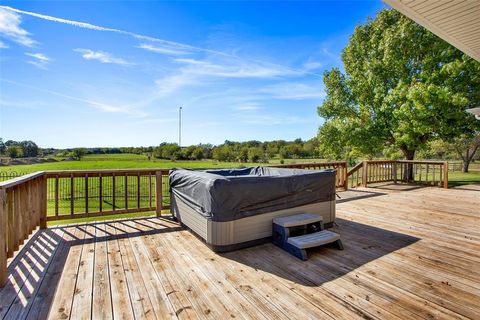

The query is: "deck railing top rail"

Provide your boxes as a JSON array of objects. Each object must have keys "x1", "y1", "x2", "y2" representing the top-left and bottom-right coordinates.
[
  {"x1": 0, "y1": 171, "x2": 45, "y2": 189},
  {"x1": 44, "y1": 168, "x2": 170, "y2": 178}
]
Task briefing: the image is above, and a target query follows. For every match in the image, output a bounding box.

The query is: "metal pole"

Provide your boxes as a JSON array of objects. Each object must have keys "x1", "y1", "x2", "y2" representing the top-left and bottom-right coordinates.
[{"x1": 179, "y1": 106, "x2": 182, "y2": 147}]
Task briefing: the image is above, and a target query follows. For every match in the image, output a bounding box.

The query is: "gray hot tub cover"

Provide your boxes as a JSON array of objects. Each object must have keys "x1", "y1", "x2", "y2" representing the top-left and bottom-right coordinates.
[{"x1": 169, "y1": 167, "x2": 336, "y2": 222}]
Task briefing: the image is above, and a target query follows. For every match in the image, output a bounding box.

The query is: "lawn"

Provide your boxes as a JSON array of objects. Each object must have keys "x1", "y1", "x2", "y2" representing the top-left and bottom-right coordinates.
[{"x1": 0, "y1": 153, "x2": 324, "y2": 175}]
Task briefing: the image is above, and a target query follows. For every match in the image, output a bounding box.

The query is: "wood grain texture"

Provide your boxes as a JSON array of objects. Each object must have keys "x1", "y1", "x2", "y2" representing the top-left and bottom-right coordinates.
[{"x1": 0, "y1": 183, "x2": 478, "y2": 319}]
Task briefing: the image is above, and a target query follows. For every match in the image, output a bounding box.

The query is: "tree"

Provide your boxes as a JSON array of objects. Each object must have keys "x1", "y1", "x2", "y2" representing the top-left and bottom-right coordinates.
[
  {"x1": 6, "y1": 145, "x2": 23, "y2": 158},
  {"x1": 317, "y1": 9, "x2": 480, "y2": 179},
  {"x1": 0, "y1": 138, "x2": 5, "y2": 154},
  {"x1": 247, "y1": 147, "x2": 263, "y2": 163},
  {"x1": 72, "y1": 148, "x2": 86, "y2": 160},
  {"x1": 19, "y1": 140, "x2": 39, "y2": 157},
  {"x1": 449, "y1": 134, "x2": 480, "y2": 173}
]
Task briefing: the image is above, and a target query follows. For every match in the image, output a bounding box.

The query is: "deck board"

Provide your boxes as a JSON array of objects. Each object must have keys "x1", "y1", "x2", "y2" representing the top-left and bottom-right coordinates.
[{"x1": 0, "y1": 183, "x2": 479, "y2": 319}]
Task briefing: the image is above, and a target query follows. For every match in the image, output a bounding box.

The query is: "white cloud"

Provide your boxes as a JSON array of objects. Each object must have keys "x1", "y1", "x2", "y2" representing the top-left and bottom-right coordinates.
[
  {"x1": 0, "y1": 7, "x2": 35, "y2": 46},
  {"x1": 27, "y1": 60, "x2": 47, "y2": 70},
  {"x1": 26, "y1": 52, "x2": 50, "y2": 61},
  {"x1": 303, "y1": 60, "x2": 323, "y2": 71},
  {"x1": 154, "y1": 67, "x2": 273, "y2": 98},
  {"x1": 173, "y1": 58, "x2": 208, "y2": 65},
  {"x1": 74, "y1": 49, "x2": 131, "y2": 65},
  {"x1": 137, "y1": 43, "x2": 192, "y2": 56},
  {"x1": 187, "y1": 60, "x2": 298, "y2": 78},
  {"x1": 133, "y1": 117, "x2": 177, "y2": 125},
  {"x1": 0, "y1": 40, "x2": 8, "y2": 48},
  {"x1": 25, "y1": 52, "x2": 51, "y2": 69},
  {"x1": 155, "y1": 73, "x2": 197, "y2": 96},
  {"x1": 153, "y1": 57, "x2": 303, "y2": 97},
  {"x1": 238, "y1": 114, "x2": 314, "y2": 125},
  {"x1": 258, "y1": 83, "x2": 325, "y2": 100},
  {"x1": 235, "y1": 104, "x2": 260, "y2": 111}
]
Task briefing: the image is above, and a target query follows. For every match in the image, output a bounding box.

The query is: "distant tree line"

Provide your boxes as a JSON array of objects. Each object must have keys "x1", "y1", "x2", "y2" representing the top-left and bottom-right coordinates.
[
  {"x1": 0, "y1": 137, "x2": 322, "y2": 163},
  {"x1": 0, "y1": 138, "x2": 39, "y2": 158},
  {"x1": 152, "y1": 138, "x2": 321, "y2": 163}
]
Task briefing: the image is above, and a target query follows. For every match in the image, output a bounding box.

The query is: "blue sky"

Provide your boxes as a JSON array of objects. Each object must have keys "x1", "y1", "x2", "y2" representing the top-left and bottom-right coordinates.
[{"x1": 0, "y1": 1, "x2": 387, "y2": 148}]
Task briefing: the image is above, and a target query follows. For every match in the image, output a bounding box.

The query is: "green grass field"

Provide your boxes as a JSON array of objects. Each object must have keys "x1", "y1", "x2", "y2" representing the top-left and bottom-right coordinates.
[{"x1": 0, "y1": 153, "x2": 323, "y2": 175}]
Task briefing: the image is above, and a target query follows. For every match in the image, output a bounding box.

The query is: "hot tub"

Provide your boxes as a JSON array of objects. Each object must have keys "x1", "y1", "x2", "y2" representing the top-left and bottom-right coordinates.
[{"x1": 169, "y1": 167, "x2": 336, "y2": 252}]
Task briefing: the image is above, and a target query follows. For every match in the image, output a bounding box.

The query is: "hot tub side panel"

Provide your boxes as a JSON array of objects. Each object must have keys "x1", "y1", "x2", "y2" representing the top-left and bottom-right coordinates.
[{"x1": 171, "y1": 193, "x2": 335, "y2": 252}]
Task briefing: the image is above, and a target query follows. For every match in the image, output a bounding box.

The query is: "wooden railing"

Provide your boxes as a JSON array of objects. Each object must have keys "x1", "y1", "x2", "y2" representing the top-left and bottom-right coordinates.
[
  {"x1": 346, "y1": 162, "x2": 364, "y2": 189},
  {"x1": 346, "y1": 160, "x2": 448, "y2": 189},
  {"x1": 273, "y1": 161, "x2": 348, "y2": 189},
  {"x1": 0, "y1": 172, "x2": 47, "y2": 285},
  {"x1": 44, "y1": 169, "x2": 170, "y2": 221},
  {"x1": 0, "y1": 169, "x2": 171, "y2": 286}
]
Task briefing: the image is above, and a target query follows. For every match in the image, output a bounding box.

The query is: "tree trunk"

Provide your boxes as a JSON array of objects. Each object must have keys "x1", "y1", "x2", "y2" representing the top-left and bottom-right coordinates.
[
  {"x1": 462, "y1": 160, "x2": 469, "y2": 173},
  {"x1": 402, "y1": 149, "x2": 415, "y2": 182}
]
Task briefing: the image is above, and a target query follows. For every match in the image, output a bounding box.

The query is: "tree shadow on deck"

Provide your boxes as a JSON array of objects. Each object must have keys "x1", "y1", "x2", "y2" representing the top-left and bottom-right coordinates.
[
  {"x1": 0, "y1": 217, "x2": 181, "y2": 319},
  {"x1": 220, "y1": 218, "x2": 419, "y2": 287},
  {"x1": 336, "y1": 188, "x2": 386, "y2": 203},
  {"x1": 365, "y1": 182, "x2": 428, "y2": 191}
]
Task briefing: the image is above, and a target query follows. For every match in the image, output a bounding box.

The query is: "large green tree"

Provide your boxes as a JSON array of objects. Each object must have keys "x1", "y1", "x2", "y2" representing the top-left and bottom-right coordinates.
[{"x1": 317, "y1": 9, "x2": 480, "y2": 164}]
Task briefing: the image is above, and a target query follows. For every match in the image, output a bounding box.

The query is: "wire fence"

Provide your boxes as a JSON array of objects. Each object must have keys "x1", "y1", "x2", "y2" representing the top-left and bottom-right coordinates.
[{"x1": 0, "y1": 172, "x2": 27, "y2": 182}]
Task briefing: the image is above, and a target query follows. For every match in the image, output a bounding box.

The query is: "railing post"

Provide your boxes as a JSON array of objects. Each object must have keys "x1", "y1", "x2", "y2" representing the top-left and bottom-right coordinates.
[
  {"x1": 443, "y1": 161, "x2": 449, "y2": 189},
  {"x1": 393, "y1": 161, "x2": 397, "y2": 184},
  {"x1": 362, "y1": 161, "x2": 368, "y2": 187},
  {"x1": 40, "y1": 175, "x2": 47, "y2": 229},
  {"x1": 155, "y1": 171, "x2": 163, "y2": 217},
  {"x1": 0, "y1": 188, "x2": 7, "y2": 287},
  {"x1": 343, "y1": 162, "x2": 348, "y2": 190}
]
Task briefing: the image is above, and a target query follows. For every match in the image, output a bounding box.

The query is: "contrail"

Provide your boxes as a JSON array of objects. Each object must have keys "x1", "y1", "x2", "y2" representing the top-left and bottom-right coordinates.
[
  {"x1": 0, "y1": 78, "x2": 144, "y2": 116},
  {"x1": 0, "y1": 5, "x2": 323, "y2": 78}
]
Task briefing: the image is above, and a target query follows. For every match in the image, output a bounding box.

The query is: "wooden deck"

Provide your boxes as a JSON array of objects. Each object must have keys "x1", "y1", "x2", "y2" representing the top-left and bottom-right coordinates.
[{"x1": 0, "y1": 183, "x2": 479, "y2": 319}]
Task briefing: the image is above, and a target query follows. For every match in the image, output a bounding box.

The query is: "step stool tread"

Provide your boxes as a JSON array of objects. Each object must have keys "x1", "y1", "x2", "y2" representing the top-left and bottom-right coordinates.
[
  {"x1": 287, "y1": 230, "x2": 340, "y2": 249},
  {"x1": 273, "y1": 213, "x2": 323, "y2": 228}
]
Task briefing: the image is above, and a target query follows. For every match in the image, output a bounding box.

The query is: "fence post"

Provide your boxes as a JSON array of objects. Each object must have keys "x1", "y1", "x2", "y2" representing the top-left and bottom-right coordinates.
[
  {"x1": 443, "y1": 161, "x2": 449, "y2": 189},
  {"x1": 362, "y1": 161, "x2": 368, "y2": 187},
  {"x1": 155, "y1": 171, "x2": 163, "y2": 217},
  {"x1": 0, "y1": 188, "x2": 7, "y2": 287}
]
